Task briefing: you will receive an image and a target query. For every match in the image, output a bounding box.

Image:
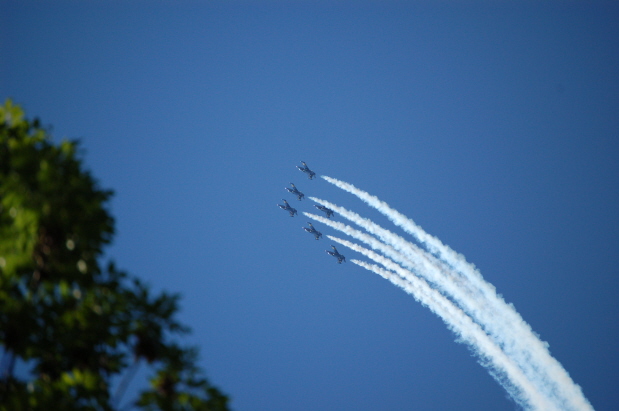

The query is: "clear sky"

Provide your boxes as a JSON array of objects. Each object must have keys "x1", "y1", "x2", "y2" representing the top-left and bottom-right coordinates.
[{"x1": 2, "y1": 1, "x2": 618, "y2": 410}]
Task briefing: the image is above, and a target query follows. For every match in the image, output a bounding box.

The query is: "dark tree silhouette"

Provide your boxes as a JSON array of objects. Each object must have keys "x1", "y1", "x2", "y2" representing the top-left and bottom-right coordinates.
[{"x1": 0, "y1": 100, "x2": 229, "y2": 411}]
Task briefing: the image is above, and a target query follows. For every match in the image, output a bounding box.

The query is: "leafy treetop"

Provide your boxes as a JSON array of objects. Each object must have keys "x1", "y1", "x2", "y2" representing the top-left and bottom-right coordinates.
[{"x1": 0, "y1": 100, "x2": 229, "y2": 411}]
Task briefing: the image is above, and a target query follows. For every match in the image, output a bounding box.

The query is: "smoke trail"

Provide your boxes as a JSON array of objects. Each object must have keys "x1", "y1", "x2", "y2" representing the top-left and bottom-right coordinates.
[
  {"x1": 306, "y1": 200, "x2": 482, "y2": 300},
  {"x1": 320, "y1": 176, "x2": 593, "y2": 411},
  {"x1": 304, "y1": 210, "x2": 486, "y2": 317},
  {"x1": 325, "y1": 236, "x2": 555, "y2": 411},
  {"x1": 303, "y1": 212, "x2": 549, "y2": 408},
  {"x1": 305, "y1": 201, "x2": 542, "y2": 390}
]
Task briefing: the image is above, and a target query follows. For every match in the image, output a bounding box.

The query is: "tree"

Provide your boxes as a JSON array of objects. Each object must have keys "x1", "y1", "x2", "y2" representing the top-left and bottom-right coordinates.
[{"x1": 0, "y1": 100, "x2": 229, "y2": 411}]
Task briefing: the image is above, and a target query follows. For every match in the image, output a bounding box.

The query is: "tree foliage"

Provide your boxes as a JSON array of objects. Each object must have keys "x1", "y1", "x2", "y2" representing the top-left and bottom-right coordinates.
[{"x1": 0, "y1": 100, "x2": 229, "y2": 411}]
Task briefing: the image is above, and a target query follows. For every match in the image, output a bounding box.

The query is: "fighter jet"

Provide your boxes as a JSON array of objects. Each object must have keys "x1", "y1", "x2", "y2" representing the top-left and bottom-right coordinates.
[
  {"x1": 277, "y1": 199, "x2": 297, "y2": 217},
  {"x1": 296, "y1": 161, "x2": 316, "y2": 180},
  {"x1": 314, "y1": 204, "x2": 334, "y2": 219},
  {"x1": 285, "y1": 183, "x2": 304, "y2": 200},
  {"x1": 326, "y1": 245, "x2": 346, "y2": 264},
  {"x1": 303, "y1": 222, "x2": 322, "y2": 240}
]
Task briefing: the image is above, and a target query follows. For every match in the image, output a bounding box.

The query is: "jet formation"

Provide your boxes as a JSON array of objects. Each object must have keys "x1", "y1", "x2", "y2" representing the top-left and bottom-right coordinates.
[{"x1": 278, "y1": 162, "x2": 345, "y2": 264}]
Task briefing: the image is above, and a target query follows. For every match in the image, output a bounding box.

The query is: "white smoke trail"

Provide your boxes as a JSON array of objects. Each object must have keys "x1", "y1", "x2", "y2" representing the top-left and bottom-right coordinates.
[
  {"x1": 304, "y1": 210, "x2": 488, "y2": 318},
  {"x1": 325, "y1": 236, "x2": 555, "y2": 411},
  {"x1": 304, "y1": 212, "x2": 548, "y2": 408},
  {"x1": 306, "y1": 201, "x2": 540, "y2": 391},
  {"x1": 306, "y1": 200, "x2": 482, "y2": 301},
  {"x1": 320, "y1": 175, "x2": 593, "y2": 411}
]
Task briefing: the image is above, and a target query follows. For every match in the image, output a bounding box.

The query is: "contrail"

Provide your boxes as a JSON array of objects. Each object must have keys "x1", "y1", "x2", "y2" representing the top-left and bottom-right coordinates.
[
  {"x1": 304, "y1": 213, "x2": 549, "y2": 409},
  {"x1": 305, "y1": 200, "x2": 481, "y2": 300},
  {"x1": 325, "y1": 236, "x2": 554, "y2": 411},
  {"x1": 304, "y1": 209, "x2": 488, "y2": 317},
  {"x1": 319, "y1": 176, "x2": 593, "y2": 411},
  {"x1": 305, "y1": 200, "x2": 555, "y2": 400}
]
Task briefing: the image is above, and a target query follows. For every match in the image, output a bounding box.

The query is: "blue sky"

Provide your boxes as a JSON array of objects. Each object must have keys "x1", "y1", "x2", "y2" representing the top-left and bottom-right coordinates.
[{"x1": 2, "y1": 1, "x2": 618, "y2": 410}]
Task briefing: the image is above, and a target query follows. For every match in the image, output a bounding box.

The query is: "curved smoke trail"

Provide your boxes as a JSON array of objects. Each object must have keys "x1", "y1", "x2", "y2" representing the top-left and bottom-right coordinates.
[
  {"x1": 328, "y1": 234, "x2": 555, "y2": 410},
  {"x1": 310, "y1": 176, "x2": 592, "y2": 411}
]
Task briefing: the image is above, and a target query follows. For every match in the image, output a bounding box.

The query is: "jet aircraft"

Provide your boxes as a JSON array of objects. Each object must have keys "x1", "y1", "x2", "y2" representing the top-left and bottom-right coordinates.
[
  {"x1": 285, "y1": 183, "x2": 304, "y2": 200},
  {"x1": 303, "y1": 222, "x2": 322, "y2": 240},
  {"x1": 326, "y1": 245, "x2": 346, "y2": 264},
  {"x1": 277, "y1": 199, "x2": 297, "y2": 217},
  {"x1": 314, "y1": 204, "x2": 334, "y2": 219},
  {"x1": 296, "y1": 161, "x2": 316, "y2": 180}
]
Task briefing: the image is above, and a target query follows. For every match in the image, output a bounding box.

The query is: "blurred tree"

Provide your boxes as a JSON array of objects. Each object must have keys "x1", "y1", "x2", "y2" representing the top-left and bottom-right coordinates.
[{"x1": 0, "y1": 100, "x2": 229, "y2": 411}]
